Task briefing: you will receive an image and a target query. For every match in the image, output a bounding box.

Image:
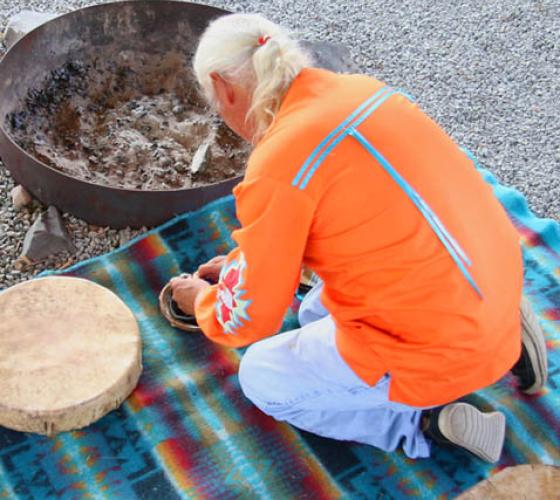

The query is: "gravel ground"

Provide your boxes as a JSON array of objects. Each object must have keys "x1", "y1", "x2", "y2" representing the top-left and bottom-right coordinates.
[{"x1": 1, "y1": 0, "x2": 559, "y2": 289}]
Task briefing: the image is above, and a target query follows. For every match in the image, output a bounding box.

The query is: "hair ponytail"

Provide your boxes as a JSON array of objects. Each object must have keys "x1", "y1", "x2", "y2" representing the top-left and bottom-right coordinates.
[
  {"x1": 193, "y1": 14, "x2": 312, "y2": 142},
  {"x1": 249, "y1": 34, "x2": 309, "y2": 139}
]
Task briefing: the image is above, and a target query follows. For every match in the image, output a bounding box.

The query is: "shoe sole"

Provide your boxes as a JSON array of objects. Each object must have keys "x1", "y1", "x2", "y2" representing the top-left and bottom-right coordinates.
[
  {"x1": 438, "y1": 403, "x2": 506, "y2": 463},
  {"x1": 520, "y1": 296, "x2": 548, "y2": 394}
]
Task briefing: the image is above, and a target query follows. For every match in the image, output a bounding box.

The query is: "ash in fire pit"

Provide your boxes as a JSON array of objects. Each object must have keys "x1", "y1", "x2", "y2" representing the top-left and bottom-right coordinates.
[{"x1": 6, "y1": 50, "x2": 250, "y2": 190}]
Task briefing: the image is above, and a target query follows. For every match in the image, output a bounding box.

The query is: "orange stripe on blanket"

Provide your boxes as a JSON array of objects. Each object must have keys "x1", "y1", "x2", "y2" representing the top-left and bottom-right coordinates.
[
  {"x1": 156, "y1": 439, "x2": 197, "y2": 494},
  {"x1": 543, "y1": 309, "x2": 560, "y2": 321},
  {"x1": 128, "y1": 379, "x2": 166, "y2": 412},
  {"x1": 131, "y1": 235, "x2": 168, "y2": 262},
  {"x1": 274, "y1": 424, "x2": 343, "y2": 499}
]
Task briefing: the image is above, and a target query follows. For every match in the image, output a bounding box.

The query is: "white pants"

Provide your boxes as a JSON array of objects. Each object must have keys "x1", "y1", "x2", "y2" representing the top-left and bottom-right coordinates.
[{"x1": 238, "y1": 284, "x2": 431, "y2": 458}]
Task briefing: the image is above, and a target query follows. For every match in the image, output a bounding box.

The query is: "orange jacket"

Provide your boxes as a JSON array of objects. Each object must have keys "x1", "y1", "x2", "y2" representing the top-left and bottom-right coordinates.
[{"x1": 195, "y1": 68, "x2": 523, "y2": 407}]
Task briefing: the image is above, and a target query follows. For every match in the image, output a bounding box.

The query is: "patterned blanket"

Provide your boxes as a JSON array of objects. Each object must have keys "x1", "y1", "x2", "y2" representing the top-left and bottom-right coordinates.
[{"x1": 0, "y1": 167, "x2": 558, "y2": 499}]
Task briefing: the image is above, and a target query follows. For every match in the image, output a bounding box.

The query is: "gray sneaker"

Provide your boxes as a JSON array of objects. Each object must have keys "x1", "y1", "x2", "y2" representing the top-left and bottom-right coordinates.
[
  {"x1": 511, "y1": 296, "x2": 548, "y2": 394},
  {"x1": 423, "y1": 402, "x2": 506, "y2": 463}
]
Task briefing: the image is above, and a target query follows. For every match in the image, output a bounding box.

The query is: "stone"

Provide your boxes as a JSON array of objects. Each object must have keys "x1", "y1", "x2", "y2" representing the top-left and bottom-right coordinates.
[
  {"x1": 2, "y1": 10, "x2": 59, "y2": 50},
  {"x1": 21, "y1": 206, "x2": 76, "y2": 262},
  {"x1": 118, "y1": 227, "x2": 134, "y2": 247},
  {"x1": 10, "y1": 185, "x2": 33, "y2": 209},
  {"x1": 190, "y1": 141, "x2": 212, "y2": 175},
  {"x1": 300, "y1": 41, "x2": 360, "y2": 74}
]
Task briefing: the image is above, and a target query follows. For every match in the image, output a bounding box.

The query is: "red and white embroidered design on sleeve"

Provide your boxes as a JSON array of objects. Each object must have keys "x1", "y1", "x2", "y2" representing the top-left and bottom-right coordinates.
[{"x1": 215, "y1": 252, "x2": 252, "y2": 335}]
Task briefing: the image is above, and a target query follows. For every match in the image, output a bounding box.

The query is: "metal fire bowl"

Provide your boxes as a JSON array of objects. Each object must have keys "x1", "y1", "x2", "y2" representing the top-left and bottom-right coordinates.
[{"x1": 0, "y1": 1, "x2": 237, "y2": 229}]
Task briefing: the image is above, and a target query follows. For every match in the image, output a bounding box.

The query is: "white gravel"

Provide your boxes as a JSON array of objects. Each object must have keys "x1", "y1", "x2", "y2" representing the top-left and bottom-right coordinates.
[{"x1": 1, "y1": 0, "x2": 559, "y2": 289}]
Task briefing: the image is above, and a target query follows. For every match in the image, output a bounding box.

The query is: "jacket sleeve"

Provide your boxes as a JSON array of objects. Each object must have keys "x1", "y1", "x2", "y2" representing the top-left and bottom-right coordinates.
[{"x1": 194, "y1": 176, "x2": 315, "y2": 347}]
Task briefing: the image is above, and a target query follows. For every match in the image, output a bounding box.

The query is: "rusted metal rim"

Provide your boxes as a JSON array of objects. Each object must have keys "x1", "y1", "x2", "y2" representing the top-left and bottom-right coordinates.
[{"x1": 0, "y1": 1, "x2": 240, "y2": 228}]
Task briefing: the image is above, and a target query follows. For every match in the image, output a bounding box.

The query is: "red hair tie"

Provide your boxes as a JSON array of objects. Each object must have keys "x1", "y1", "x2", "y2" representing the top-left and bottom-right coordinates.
[{"x1": 258, "y1": 35, "x2": 271, "y2": 46}]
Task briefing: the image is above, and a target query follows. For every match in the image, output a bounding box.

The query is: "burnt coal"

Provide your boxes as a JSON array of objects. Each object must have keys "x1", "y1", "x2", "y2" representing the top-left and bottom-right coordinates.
[{"x1": 6, "y1": 50, "x2": 250, "y2": 191}]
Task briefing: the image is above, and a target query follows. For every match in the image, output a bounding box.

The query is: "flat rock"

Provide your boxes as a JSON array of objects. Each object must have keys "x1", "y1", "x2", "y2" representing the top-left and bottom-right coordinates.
[
  {"x1": 190, "y1": 141, "x2": 212, "y2": 175},
  {"x1": 10, "y1": 185, "x2": 33, "y2": 210},
  {"x1": 2, "y1": 10, "x2": 58, "y2": 50},
  {"x1": 21, "y1": 206, "x2": 75, "y2": 262},
  {"x1": 301, "y1": 41, "x2": 360, "y2": 74}
]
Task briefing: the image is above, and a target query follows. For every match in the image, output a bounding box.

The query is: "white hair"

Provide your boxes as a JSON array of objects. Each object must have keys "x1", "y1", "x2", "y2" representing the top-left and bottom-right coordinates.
[{"x1": 193, "y1": 13, "x2": 312, "y2": 142}]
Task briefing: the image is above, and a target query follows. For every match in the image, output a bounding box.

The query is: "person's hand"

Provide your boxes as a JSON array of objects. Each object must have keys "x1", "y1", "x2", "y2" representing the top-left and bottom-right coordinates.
[
  {"x1": 197, "y1": 255, "x2": 227, "y2": 283},
  {"x1": 169, "y1": 274, "x2": 210, "y2": 315}
]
